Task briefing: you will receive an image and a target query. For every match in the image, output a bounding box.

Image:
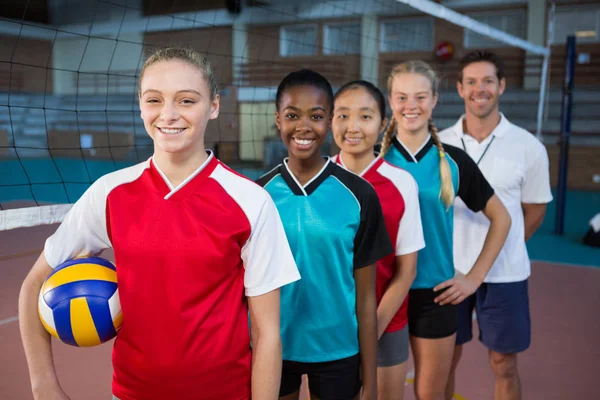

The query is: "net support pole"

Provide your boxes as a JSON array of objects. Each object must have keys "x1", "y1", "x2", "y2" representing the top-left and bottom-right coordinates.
[
  {"x1": 554, "y1": 35, "x2": 576, "y2": 236},
  {"x1": 536, "y1": 53, "x2": 550, "y2": 140}
]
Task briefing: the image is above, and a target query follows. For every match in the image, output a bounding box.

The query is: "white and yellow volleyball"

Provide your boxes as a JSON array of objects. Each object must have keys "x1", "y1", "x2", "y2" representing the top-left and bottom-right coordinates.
[{"x1": 38, "y1": 256, "x2": 122, "y2": 347}]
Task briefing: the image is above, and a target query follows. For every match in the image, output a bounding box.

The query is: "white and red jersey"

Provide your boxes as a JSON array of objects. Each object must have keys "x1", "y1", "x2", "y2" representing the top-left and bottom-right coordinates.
[
  {"x1": 44, "y1": 151, "x2": 300, "y2": 400},
  {"x1": 333, "y1": 153, "x2": 424, "y2": 332}
]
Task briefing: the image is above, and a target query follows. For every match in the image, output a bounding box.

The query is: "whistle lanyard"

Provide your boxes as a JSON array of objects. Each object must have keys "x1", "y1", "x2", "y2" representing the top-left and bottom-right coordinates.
[{"x1": 461, "y1": 135, "x2": 495, "y2": 165}]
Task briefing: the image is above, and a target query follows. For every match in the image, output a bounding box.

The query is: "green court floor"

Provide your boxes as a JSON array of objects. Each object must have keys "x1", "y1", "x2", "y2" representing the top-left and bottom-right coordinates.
[{"x1": 527, "y1": 190, "x2": 600, "y2": 267}]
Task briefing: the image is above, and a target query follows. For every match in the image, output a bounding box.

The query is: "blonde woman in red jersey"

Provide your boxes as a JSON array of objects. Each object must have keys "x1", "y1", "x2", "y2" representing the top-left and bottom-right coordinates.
[
  {"x1": 332, "y1": 80, "x2": 425, "y2": 400},
  {"x1": 18, "y1": 47, "x2": 300, "y2": 400}
]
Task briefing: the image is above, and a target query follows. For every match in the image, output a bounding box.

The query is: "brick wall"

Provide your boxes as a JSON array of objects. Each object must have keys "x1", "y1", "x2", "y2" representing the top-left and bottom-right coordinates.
[
  {"x1": 144, "y1": 27, "x2": 233, "y2": 88},
  {"x1": 245, "y1": 23, "x2": 361, "y2": 87},
  {"x1": 0, "y1": 35, "x2": 53, "y2": 93},
  {"x1": 548, "y1": 43, "x2": 600, "y2": 88},
  {"x1": 47, "y1": 130, "x2": 134, "y2": 160},
  {"x1": 546, "y1": 144, "x2": 600, "y2": 190},
  {"x1": 379, "y1": 16, "x2": 525, "y2": 90}
]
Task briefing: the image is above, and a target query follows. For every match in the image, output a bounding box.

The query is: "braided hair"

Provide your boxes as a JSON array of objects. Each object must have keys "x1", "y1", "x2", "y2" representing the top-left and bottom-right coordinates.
[{"x1": 382, "y1": 61, "x2": 455, "y2": 208}]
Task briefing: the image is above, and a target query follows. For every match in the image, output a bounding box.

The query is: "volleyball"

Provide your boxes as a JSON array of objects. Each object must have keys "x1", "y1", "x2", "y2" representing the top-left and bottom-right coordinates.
[{"x1": 38, "y1": 256, "x2": 122, "y2": 347}]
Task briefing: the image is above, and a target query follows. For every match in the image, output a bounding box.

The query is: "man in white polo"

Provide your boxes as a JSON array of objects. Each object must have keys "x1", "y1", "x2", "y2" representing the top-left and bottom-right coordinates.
[{"x1": 439, "y1": 50, "x2": 553, "y2": 400}]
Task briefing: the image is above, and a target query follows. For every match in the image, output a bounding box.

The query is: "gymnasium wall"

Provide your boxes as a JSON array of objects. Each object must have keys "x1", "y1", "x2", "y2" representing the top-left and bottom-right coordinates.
[
  {"x1": 244, "y1": 22, "x2": 362, "y2": 87},
  {"x1": 546, "y1": 144, "x2": 600, "y2": 191},
  {"x1": 0, "y1": 35, "x2": 54, "y2": 93},
  {"x1": 377, "y1": 15, "x2": 526, "y2": 90}
]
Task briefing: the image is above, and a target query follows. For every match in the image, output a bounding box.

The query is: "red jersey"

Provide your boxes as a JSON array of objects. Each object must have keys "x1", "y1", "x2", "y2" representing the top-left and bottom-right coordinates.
[
  {"x1": 333, "y1": 154, "x2": 424, "y2": 332},
  {"x1": 44, "y1": 152, "x2": 300, "y2": 400}
]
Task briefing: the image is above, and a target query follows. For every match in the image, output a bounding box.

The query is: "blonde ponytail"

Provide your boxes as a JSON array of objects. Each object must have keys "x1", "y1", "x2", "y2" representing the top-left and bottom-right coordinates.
[
  {"x1": 379, "y1": 117, "x2": 397, "y2": 158},
  {"x1": 386, "y1": 60, "x2": 455, "y2": 209},
  {"x1": 429, "y1": 119, "x2": 454, "y2": 208}
]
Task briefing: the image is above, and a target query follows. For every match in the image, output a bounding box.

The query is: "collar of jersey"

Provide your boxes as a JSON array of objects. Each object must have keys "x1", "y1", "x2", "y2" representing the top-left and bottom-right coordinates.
[
  {"x1": 392, "y1": 135, "x2": 434, "y2": 163},
  {"x1": 150, "y1": 150, "x2": 217, "y2": 200},
  {"x1": 452, "y1": 112, "x2": 510, "y2": 141},
  {"x1": 281, "y1": 156, "x2": 335, "y2": 196},
  {"x1": 335, "y1": 152, "x2": 383, "y2": 177}
]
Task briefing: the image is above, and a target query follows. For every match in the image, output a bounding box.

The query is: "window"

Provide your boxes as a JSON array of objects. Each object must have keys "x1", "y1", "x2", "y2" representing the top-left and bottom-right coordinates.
[
  {"x1": 379, "y1": 17, "x2": 434, "y2": 53},
  {"x1": 323, "y1": 22, "x2": 361, "y2": 55},
  {"x1": 280, "y1": 24, "x2": 318, "y2": 57},
  {"x1": 464, "y1": 11, "x2": 527, "y2": 48},
  {"x1": 552, "y1": 6, "x2": 600, "y2": 44}
]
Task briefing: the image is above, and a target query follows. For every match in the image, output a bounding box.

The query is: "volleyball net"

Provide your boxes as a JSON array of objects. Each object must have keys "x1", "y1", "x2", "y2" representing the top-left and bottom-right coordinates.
[{"x1": 0, "y1": 0, "x2": 551, "y2": 231}]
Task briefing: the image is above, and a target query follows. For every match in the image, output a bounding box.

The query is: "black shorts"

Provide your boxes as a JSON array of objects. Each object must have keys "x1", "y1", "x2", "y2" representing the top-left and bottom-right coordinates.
[
  {"x1": 280, "y1": 353, "x2": 361, "y2": 399},
  {"x1": 408, "y1": 288, "x2": 457, "y2": 339}
]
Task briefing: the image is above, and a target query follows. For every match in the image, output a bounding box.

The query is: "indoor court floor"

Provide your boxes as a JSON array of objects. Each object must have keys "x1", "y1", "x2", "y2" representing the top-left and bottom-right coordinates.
[{"x1": 1, "y1": 215, "x2": 599, "y2": 400}]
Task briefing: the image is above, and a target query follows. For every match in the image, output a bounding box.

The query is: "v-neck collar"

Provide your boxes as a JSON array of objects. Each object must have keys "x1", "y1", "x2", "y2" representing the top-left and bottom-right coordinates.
[
  {"x1": 151, "y1": 150, "x2": 216, "y2": 200},
  {"x1": 335, "y1": 152, "x2": 383, "y2": 177},
  {"x1": 281, "y1": 157, "x2": 335, "y2": 196},
  {"x1": 392, "y1": 135, "x2": 434, "y2": 163}
]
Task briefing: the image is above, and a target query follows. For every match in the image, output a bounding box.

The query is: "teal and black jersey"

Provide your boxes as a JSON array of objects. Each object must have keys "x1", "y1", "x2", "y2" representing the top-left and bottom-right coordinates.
[
  {"x1": 257, "y1": 158, "x2": 393, "y2": 363},
  {"x1": 384, "y1": 136, "x2": 494, "y2": 289}
]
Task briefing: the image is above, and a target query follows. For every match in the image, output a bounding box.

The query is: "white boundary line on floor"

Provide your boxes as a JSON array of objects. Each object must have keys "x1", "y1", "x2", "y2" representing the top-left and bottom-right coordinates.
[{"x1": 0, "y1": 316, "x2": 18, "y2": 326}]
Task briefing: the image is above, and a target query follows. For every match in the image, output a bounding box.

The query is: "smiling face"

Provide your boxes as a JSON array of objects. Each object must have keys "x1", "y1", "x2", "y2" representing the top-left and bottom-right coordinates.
[
  {"x1": 388, "y1": 72, "x2": 438, "y2": 136},
  {"x1": 332, "y1": 86, "x2": 387, "y2": 157},
  {"x1": 458, "y1": 61, "x2": 505, "y2": 120},
  {"x1": 275, "y1": 85, "x2": 331, "y2": 164},
  {"x1": 139, "y1": 59, "x2": 219, "y2": 159}
]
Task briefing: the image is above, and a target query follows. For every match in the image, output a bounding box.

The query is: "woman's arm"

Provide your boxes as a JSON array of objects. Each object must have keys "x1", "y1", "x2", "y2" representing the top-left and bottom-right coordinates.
[
  {"x1": 354, "y1": 263, "x2": 378, "y2": 400},
  {"x1": 248, "y1": 289, "x2": 283, "y2": 400},
  {"x1": 19, "y1": 252, "x2": 71, "y2": 400},
  {"x1": 376, "y1": 253, "x2": 417, "y2": 338},
  {"x1": 435, "y1": 194, "x2": 511, "y2": 305},
  {"x1": 464, "y1": 194, "x2": 511, "y2": 284}
]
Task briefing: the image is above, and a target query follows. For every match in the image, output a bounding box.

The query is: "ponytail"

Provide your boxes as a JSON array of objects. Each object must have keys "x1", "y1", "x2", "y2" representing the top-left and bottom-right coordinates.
[
  {"x1": 379, "y1": 117, "x2": 397, "y2": 158},
  {"x1": 429, "y1": 119, "x2": 454, "y2": 208}
]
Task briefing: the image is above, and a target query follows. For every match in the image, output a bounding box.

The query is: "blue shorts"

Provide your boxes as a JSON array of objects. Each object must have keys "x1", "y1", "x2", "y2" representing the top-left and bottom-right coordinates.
[{"x1": 456, "y1": 279, "x2": 530, "y2": 354}]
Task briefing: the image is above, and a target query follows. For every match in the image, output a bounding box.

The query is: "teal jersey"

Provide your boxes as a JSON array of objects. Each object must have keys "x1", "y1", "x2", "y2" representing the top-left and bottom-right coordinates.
[
  {"x1": 257, "y1": 158, "x2": 393, "y2": 362},
  {"x1": 384, "y1": 136, "x2": 494, "y2": 289}
]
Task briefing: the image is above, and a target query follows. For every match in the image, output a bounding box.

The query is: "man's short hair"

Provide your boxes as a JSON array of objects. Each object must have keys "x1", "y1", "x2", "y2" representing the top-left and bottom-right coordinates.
[{"x1": 458, "y1": 50, "x2": 505, "y2": 83}]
